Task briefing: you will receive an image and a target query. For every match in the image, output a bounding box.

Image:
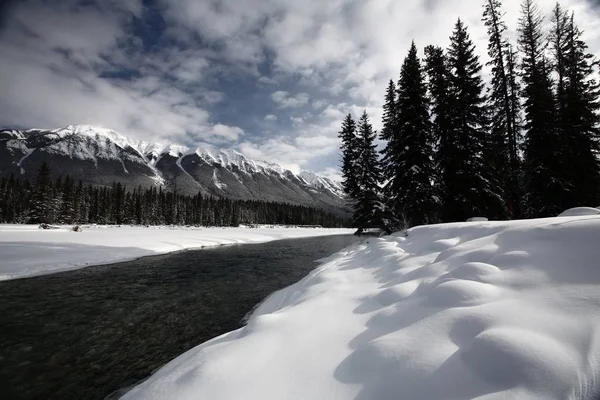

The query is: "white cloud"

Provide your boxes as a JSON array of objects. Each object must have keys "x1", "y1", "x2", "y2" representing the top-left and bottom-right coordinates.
[
  {"x1": 271, "y1": 91, "x2": 310, "y2": 109},
  {"x1": 317, "y1": 167, "x2": 343, "y2": 182},
  {"x1": 0, "y1": 0, "x2": 244, "y2": 147},
  {"x1": 290, "y1": 116, "x2": 304, "y2": 126},
  {"x1": 258, "y1": 76, "x2": 277, "y2": 85},
  {"x1": 2, "y1": 0, "x2": 600, "y2": 175}
]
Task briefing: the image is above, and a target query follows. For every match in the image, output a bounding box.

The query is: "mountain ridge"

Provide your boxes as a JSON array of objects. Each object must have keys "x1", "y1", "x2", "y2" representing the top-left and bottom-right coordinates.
[{"x1": 0, "y1": 125, "x2": 347, "y2": 214}]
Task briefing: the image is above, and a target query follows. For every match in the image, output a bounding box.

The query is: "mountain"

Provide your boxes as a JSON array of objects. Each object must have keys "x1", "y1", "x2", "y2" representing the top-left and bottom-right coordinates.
[{"x1": 0, "y1": 125, "x2": 348, "y2": 213}]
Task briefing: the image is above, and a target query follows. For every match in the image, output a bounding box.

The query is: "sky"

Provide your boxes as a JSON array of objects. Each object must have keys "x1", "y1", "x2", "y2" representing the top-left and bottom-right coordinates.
[{"x1": 0, "y1": 0, "x2": 599, "y2": 178}]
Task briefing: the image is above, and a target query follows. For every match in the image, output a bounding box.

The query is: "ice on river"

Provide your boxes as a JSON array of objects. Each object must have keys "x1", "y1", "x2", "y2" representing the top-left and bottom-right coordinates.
[
  {"x1": 0, "y1": 224, "x2": 354, "y2": 281},
  {"x1": 123, "y1": 215, "x2": 600, "y2": 400}
]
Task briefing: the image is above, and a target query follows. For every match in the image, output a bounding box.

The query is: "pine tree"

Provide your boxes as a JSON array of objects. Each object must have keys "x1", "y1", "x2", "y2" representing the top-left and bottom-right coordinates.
[
  {"x1": 380, "y1": 79, "x2": 397, "y2": 199},
  {"x1": 60, "y1": 175, "x2": 75, "y2": 224},
  {"x1": 338, "y1": 113, "x2": 360, "y2": 203},
  {"x1": 560, "y1": 12, "x2": 600, "y2": 207},
  {"x1": 446, "y1": 18, "x2": 506, "y2": 221},
  {"x1": 518, "y1": 0, "x2": 564, "y2": 217},
  {"x1": 506, "y1": 43, "x2": 523, "y2": 182},
  {"x1": 382, "y1": 42, "x2": 438, "y2": 226},
  {"x1": 550, "y1": 3, "x2": 570, "y2": 122},
  {"x1": 483, "y1": 0, "x2": 522, "y2": 217},
  {"x1": 424, "y1": 45, "x2": 454, "y2": 218},
  {"x1": 29, "y1": 162, "x2": 54, "y2": 224},
  {"x1": 353, "y1": 111, "x2": 388, "y2": 234}
]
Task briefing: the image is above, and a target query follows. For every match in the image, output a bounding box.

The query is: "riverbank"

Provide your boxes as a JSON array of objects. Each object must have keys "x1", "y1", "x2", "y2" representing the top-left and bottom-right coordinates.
[
  {"x1": 0, "y1": 224, "x2": 354, "y2": 280},
  {"x1": 0, "y1": 235, "x2": 358, "y2": 400},
  {"x1": 124, "y1": 215, "x2": 600, "y2": 400}
]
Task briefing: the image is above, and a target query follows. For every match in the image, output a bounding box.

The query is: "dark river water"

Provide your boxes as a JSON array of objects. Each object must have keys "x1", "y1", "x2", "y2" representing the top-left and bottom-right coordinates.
[{"x1": 0, "y1": 234, "x2": 358, "y2": 400}]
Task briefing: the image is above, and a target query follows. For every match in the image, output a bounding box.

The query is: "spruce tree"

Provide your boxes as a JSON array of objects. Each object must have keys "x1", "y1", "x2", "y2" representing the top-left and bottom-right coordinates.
[
  {"x1": 60, "y1": 175, "x2": 76, "y2": 224},
  {"x1": 380, "y1": 79, "x2": 397, "y2": 198},
  {"x1": 446, "y1": 18, "x2": 506, "y2": 221},
  {"x1": 424, "y1": 45, "x2": 454, "y2": 218},
  {"x1": 518, "y1": 0, "x2": 564, "y2": 216},
  {"x1": 29, "y1": 162, "x2": 54, "y2": 224},
  {"x1": 338, "y1": 113, "x2": 360, "y2": 203},
  {"x1": 506, "y1": 43, "x2": 524, "y2": 212},
  {"x1": 560, "y1": 12, "x2": 600, "y2": 207},
  {"x1": 483, "y1": 0, "x2": 522, "y2": 217},
  {"x1": 382, "y1": 42, "x2": 438, "y2": 226},
  {"x1": 550, "y1": 3, "x2": 570, "y2": 122},
  {"x1": 353, "y1": 111, "x2": 388, "y2": 234}
]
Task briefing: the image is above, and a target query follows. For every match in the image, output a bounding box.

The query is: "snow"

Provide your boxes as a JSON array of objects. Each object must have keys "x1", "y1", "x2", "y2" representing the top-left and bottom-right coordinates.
[
  {"x1": 211, "y1": 169, "x2": 227, "y2": 190},
  {"x1": 558, "y1": 207, "x2": 600, "y2": 217},
  {"x1": 175, "y1": 155, "x2": 201, "y2": 188},
  {"x1": 17, "y1": 147, "x2": 35, "y2": 174},
  {"x1": 124, "y1": 216, "x2": 600, "y2": 400},
  {"x1": 0, "y1": 225, "x2": 353, "y2": 281},
  {"x1": 6, "y1": 125, "x2": 344, "y2": 196}
]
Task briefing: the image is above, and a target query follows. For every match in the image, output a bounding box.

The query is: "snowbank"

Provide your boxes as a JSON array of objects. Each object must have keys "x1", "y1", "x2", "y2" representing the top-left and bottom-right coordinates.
[
  {"x1": 558, "y1": 207, "x2": 600, "y2": 217},
  {"x1": 124, "y1": 216, "x2": 600, "y2": 400},
  {"x1": 0, "y1": 225, "x2": 354, "y2": 281}
]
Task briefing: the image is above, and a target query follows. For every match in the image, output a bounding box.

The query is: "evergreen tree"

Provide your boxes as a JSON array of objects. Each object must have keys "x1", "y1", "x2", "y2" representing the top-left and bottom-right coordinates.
[
  {"x1": 353, "y1": 111, "x2": 389, "y2": 234},
  {"x1": 550, "y1": 3, "x2": 570, "y2": 121},
  {"x1": 380, "y1": 79, "x2": 398, "y2": 199},
  {"x1": 29, "y1": 162, "x2": 54, "y2": 224},
  {"x1": 424, "y1": 45, "x2": 454, "y2": 218},
  {"x1": 446, "y1": 18, "x2": 506, "y2": 221},
  {"x1": 518, "y1": 0, "x2": 564, "y2": 217},
  {"x1": 382, "y1": 42, "x2": 438, "y2": 226},
  {"x1": 560, "y1": 12, "x2": 600, "y2": 207},
  {"x1": 506, "y1": 43, "x2": 524, "y2": 212},
  {"x1": 483, "y1": 0, "x2": 522, "y2": 217},
  {"x1": 338, "y1": 113, "x2": 360, "y2": 203},
  {"x1": 60, "y1": 175, "x2": 75, "y2": 224}
]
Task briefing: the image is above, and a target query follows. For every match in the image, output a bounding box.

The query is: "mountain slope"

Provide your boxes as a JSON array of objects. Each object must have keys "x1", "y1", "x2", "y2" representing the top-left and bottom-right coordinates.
[{"x1": 0, "y1": 125, "x2": 347, "y2": 213}]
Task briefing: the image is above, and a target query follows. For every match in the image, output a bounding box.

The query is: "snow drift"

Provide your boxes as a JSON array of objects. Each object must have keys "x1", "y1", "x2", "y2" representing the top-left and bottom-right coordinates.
[{"x1": 123, "y1": 215, "x2": 600, "y2": 400}]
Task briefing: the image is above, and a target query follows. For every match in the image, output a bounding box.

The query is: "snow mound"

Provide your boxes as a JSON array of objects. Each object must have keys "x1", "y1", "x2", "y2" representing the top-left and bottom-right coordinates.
[
  {"x1": 123, "y1": 216, "x2": 600, "y2": 400},
  {"x1": 558, "y1": 207, "x2": 600, "y2": 217},
  {"x1": 467, "y1": 217, "x2": 489, "y2": 222}
]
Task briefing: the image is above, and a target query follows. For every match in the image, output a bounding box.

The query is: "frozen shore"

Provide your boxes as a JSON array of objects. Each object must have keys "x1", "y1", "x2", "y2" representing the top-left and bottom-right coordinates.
[{"x1": 0, "y1": 224, "x2": 354, "y2": 280}]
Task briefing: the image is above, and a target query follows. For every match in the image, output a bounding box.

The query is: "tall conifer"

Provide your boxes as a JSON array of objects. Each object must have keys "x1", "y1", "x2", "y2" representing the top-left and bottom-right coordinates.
[
  {"x1": 518, "y1": 0, "x2": 563, "y2": 216},
  {"x1": 446, "y1": 19, "x2": 506, "y2": 221},
  {"x1": 338, "y1": 113, "x2": 360, "y2": 203},
  {"x1": 382, "y1": 42, "x2": 438, "y2": 226},
  {"x1": 560, "y1": 12, "x2": 600, "y2": 207},
  {"x1": 483, "y1": 0, "x2": 522, "y2": 217},
  {"x1": 353, "y1": 111, "x2": 389, "y2": 233},
  {"x1": 424, "y1": 45, "x2": 454, "y2": 218}
]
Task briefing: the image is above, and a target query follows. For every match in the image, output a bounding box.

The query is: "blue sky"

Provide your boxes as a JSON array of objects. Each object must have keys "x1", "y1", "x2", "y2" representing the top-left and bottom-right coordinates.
[{"x1": 1, "y1": 0, "x2": 599, "y2": 178}]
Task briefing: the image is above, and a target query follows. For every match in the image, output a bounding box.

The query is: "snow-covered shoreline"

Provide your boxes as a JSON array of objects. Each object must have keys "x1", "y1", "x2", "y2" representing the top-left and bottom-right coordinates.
[
  {"x1": 0, "y1": 224, "x2": 354, "y2": 281},
  {"x1": 123, "y1": 216, "x2": 600, "y2": 400}
]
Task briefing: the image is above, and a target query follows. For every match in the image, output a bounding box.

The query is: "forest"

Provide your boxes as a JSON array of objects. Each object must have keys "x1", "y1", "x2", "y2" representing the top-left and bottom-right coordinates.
[
  {"x1": 340, "y1": 0, "x2": 600, "y2": 231},
  {"x1": 0, "y1": 162, "x2": 349, "y2": 228}
]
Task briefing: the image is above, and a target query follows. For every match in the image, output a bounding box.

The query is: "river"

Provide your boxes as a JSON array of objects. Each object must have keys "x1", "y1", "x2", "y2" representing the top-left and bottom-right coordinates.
[{"x1": 0, "y1": 234, "x2": 358, "y2": 400}]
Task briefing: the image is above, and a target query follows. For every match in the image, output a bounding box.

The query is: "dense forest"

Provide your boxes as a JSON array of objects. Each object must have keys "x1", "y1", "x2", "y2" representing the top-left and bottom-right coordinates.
[
  {"x1": 340, "y1": 0, "x2": 600, "y2": 231},
  {"x1": 0, "y1": 162, "x2": 349, "y2": 228}
]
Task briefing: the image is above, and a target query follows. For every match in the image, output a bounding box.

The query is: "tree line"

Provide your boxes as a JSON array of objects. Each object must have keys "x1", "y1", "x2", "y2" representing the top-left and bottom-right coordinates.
[
  {"x1": 0, "y1": 162, "x2": 349, "y2": 228},
  {"x1": 340, "y1": 0, "x2": 600, "y2": 231}
]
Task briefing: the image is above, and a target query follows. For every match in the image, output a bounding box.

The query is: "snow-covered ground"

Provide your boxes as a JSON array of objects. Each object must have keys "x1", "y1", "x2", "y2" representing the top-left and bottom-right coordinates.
[
  {"x1": 0, "y1": 225, "x2": 354, "y2": 281},
  {"x1": 123, "y1": 215, "x2": 600, "y2": 400}
]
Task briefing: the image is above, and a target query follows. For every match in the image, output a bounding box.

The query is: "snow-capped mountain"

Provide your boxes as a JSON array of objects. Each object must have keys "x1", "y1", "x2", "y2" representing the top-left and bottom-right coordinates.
[{"x1": 0, "y1": 125, "x2": 347, "y2": 213}]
